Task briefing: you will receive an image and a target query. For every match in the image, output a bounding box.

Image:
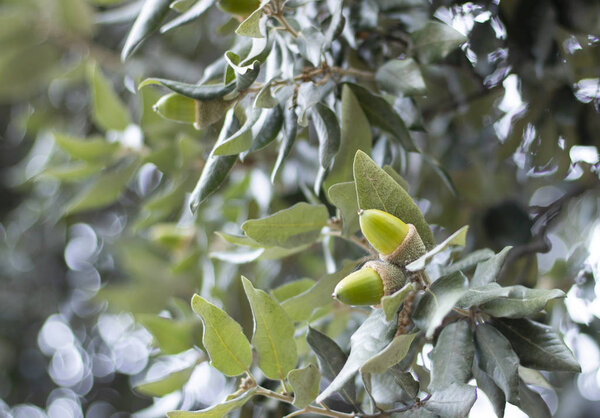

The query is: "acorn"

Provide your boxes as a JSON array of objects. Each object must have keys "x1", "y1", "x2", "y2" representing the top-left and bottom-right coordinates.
[
  {"x1": 333, "y1": 260, "x2": 405, "y2": 306},
  {"x1": 359, "y1": 209, "x2": 426, "y2": 266},
  {"x1": 154, "y1": 93, "x2": 196, "y2": 124}
]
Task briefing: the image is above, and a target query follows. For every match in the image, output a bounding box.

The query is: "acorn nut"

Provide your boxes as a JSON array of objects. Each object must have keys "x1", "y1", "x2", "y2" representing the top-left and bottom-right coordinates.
[
  {"x1": 359, "y1": 209, "x2": 426, "y2": 266},
  {"x1": 333, "y1": 260, "x2": 405, "y2": 306}
]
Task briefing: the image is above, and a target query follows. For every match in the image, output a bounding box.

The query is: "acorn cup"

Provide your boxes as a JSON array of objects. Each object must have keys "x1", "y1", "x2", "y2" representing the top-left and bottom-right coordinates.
[
  {"x1": 333, "y1": 260, "x2": 405, "y2": 306},
  {"x1": 359, "y1": 209, "x2": 426, "y2": 266}
]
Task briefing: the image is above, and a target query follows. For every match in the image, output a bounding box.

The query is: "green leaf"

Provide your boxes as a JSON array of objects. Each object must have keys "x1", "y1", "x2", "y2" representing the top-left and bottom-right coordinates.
[
  {"x1": 327, "y1": 181, "x2": 359, "y2": 236},
  {"x1": 472, "y1": 360, "x2": 505, "y2": 418},
  {"x1": 411, "y1": 20, "x2": 467, "y2": 63},
  {"x1": 42, "y1": 163, "x2": 103, "y2": 182},
  {"x1": 190, "y1": 110, "x2": 239, "y2": 210},
  {"x1": 518, "y1": 366, "x2": 554, "y2": 391},
  {"x1": 517, "y1": 379, "x2": 551, "y2": 418},
  {"x1": 360, "y1": 333, "x2": 418, "y2": 374},
  {"x1": 456, "y1": 283, "x2": 511, "y2": 310},
  {"x1": 407, "y1": 225, "x2": 469, "y2": 271},
  {"x1": 381, "y1": 282, "x2": 418, "y2": 321},
  {"x1": 160, "y1": 0, "x2": 215, "y2": 33},
  {"x1": 412, "y1": 271, "x2": 468, "y2": 337},
  {"x1": 122, "y1": 0, "x2": 172, "y2": 60},
  {"x1": 353, "y1": 150, "x2": 435, "y2": 249},
  {"x1": 470, "y1": 246, "x2": 512, "y2": 287},
  {"x1": 493, "y1": 318, "x2": 580, "y2": 372},
  {"x1": 441, "y1": 248, "x2": 495, "y2": 276},
  {"x1": 316, "y1": 309, "x2": 396, "y2": 403},
  {"x1": 64, "y1": 160, "x2": 139, "y2": 214},
  {"x1": 241, "y1": 277, "x2": 297, "y2": 381},
  {"x1": 282, "y1": 262, "x2": 358, "y2": 322},
  {"x1": 383, "y1": 165, "x2": 409, "y2": 191},
  {"x1": 153, "y1": 93, "x2": 196, "y2": 123},
  {"x1": 375, "y1": 58, "x2": 426, "y2": 96},
  {"x1": 235, "y1": 6, "x2": 264, "y2": 38},
  {"x1": 246, "y1": 105, "x2": 284, "y2": 153},
  {"x1": 241, "y1": 202, "x2": 328, "y2": 249},
  {"x1": 324, "y1": 85, "x2": 372, "y2": 190},
  {"x1": 140, "y1": 78, "x2": 237, "y2": 101},
  {"x1": 271, "y1": 103, "x2": 297, "y2": 182},
  {"x1": 213, "y1": 108, "x2": 260, "y2": 156},
  {"x1": 388, "y1": 365, "x2": 420, "y2": 398},
  {"x1": 424, "y1": 383, "x2": 477, "y2": 418},
  {"x1": 137, "y1": 314, "x2": 197, "y2": 355},
  {"x1": 135, "y1": 366, "x2": 195, "y2": 397},
  {"x1": 167, "y1": 387, "x2": 257, "y2": 417},
  {"x1": 287, "y1": 364, "x2": 321, "y2": 408},
  {"x1": 344, "y1": 83, "x2": 416, "y2": 152},
  {"x1": 311, "y1": 103, "x2": 341, "y2": 169},
  {"x1": 306, "y1": 327, "x2": 357, "y2": 406},
  {"x1": 271, "y1": 279, "x2": 316, "y2": 302},
  {"x1": 191, "y1": 294, "x2": 252, "y2": 376},
  {"x1": 53, "y1": 133, "x2": 119, "y2": 162},
  {"x1": 88, "y1": 64, "x2": 130, "y2": 131},
  {"x1": 429, "y1": 321, "x2": 474, "y2": 391},
  {"x1": 474, "y1": 324, "x2": 520, "y2": 404},
  {"x1": 481, "y1": 286, "x2": 565, "y2": 318}
]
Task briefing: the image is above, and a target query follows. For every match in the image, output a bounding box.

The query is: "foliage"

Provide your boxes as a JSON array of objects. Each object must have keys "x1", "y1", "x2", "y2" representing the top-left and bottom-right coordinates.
[{"x1": 1, "y1": 0, "x2": 600, "y2": 417}]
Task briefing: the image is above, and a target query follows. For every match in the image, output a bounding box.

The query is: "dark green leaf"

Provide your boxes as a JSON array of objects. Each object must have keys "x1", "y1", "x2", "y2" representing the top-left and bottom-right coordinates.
[
  {"x1": 241, "y1": 202, "x2": 328, "y2": 249},
  {"x1": 271, "y1": 103, "x2": 298, "y2": 182},
  {"x1": 241, "y1": 277, "x2": 298, "y2": 381},
  {"x1": 410, "y1": 20, "x2": 467, "y2": 63},
  {"x1": 122, "y1": 0, "x2": 172, "y2": 60},
  {"x1": 424, "y1": 383, "x2": 477, "y2": 418},
  {"x1": 429, "y1": 321, "x2": 474, "y2": 391},
  {"x1": 481, "y1": 286, "x2": 565, "y2": 318},
  {"x1": 493, "y1": 318, "x2": 580, "y2": 372},
  {"x1": 353, "y1": 150, "x2": 435, "y2": 249},
  {"x1": 388, "y1": 365, "x2": 420, "y2": 398},
  {"x1": 139, "y1": 78, "x2": 236, "y2": 101},
  {"x1": 288, "y1": 364, "x2": 321, "y2": 408},
  {"x1": 440, "y1": 248, "x2": 495, "y2": 276},
  {"x1": 471, "y1": 246, "x2": 512, "y2": 287},
  {"x1": 517, "y1": 379, "x2": 551, "y2": 418},
  {"x1": 412, "y1": 272, "x2": 468, "y2": 337},
  {"x1": 472, "y1": 360, "x2": 505, "y2": 418},
  {"x1": 246, "y1": 105, "x2": 283, "y2": 153},
  {"x1": 474, "y1": 324, "x2": 520, "y2": 404},
  {"x1": 311, "y1": 103, "x2": 341, "y2": 169},
  {"x1": 456, "y1": 283, "x2": 511, "y2": 309},
  {"x1": 316, "y1": 309, "x2": 396, "y2": 403}
]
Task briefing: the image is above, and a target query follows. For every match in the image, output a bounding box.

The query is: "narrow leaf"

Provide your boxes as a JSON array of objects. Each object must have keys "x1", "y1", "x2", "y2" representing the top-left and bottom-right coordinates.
[
  {"x1": 429, "y1": 320, "x2": 474, "y2": 391},
  {"x1": 271, "y1": 103, "x2": 298, "y2": 182},
  {"x1": 241, "y1": 277, "x2": 298, "y2": 381},
  {"x1": 472, "y1": 360, "x2": 505, "y2": 418},
  {"x1": 311, "y1": 103, "x2": 341, "y2": 169},
  {"x1": 167, "y1": 387, "x2": 257, "y2": 417},
  {"x1": 407, "y1": 225, "x2": 469, "y2": 271},
  {"x1": 288, "y1": 364, "x2": 321, "y2": 408},
  {"x1": 122, "y1": 0, "x2": 172, "y2": 60},
  {"x1": 139, "y1": 78, "x2": 236, "y2": 100},
  {"x1": 191, "y1": 294, "x2": 252, "y2": 376},
  {"x1": 160, "y1": 0, "x2": 215, "y2": 33},
  {"x1": 135, "y1": 366, "x2": 195, "y2": 397}
]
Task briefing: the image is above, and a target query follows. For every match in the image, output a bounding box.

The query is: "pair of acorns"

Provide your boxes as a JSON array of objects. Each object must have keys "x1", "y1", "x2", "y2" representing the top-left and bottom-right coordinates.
[{"x1": 333, "y1": 209, "x2": 426, "y2": 306}]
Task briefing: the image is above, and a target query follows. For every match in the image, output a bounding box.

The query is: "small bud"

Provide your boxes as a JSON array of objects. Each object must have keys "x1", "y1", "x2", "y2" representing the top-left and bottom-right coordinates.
[
  {"x1": 333, "y1": 261, "x2": 406, "y2": 306},
  {"x1": 359, "y1": 209, "x2": 409, "y2": 255}
]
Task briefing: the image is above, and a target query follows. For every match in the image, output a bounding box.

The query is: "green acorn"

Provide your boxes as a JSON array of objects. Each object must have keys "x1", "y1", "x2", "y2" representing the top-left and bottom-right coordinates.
[
  {"x1": 359, "y1": 209, "x2": 426, "y2": 266},
  {"x1": 333, "y1": 261, "x2": 405, "y2": 306},
  {"x1": 154, "y1": 93, "x2": 196, "y2": 124}
]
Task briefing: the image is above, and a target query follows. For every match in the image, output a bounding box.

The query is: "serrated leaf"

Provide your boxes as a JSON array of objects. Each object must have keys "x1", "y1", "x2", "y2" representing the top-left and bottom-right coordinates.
[
  {"x1": 271, "y1": 279, "x2": 315, "y2": 302},
  {"x1": 316, "y1": 309, "x2": 396, "y2": 403},
  {"x1": 411, "y1": 20, "x2": 467, "y2": 63},
  {"x1": 235, "y1": 6, "x2": 264, "y2": 38},
  {"x1": 353, "y1": 150, "x2": 435, "y2": 249},
  {"x1": 375, "y1": 58, "x2": 426, "y2": 96},
  {"x1": 160, "y1": 0, "x2": 215, "y2": 33},
  {"x1": 191, "y1": 294, "x2": 252, "y2": 376},
  {"x1": 137, "y1": 314, "x2": 197, "y2": 355},
  {"x1": 53, "y1": 133, "x2": 120, "y2": 162},
  {"x1": 381, "y1": 282, "x2": 418, "y2": 321},
  {"x1": 241, "y1": 202, "x2": 328, "y2": 249},
  {"x1": 122, "y1": 0, "x2": 172, "y2": 60},
  {"x1": 167, "y1": 387, "x2": 257, "y2": 417},
  {"x1": 306, "y1": 327, "x2": 357, "y2": 406},
  {"x1": 472, "y1": 360, "x2": 505, "y2": 418},
  {"x1": 429, "y1": 321, "x2": 474, "y2": 391},
  {"x1": 311, "y1": 103, "x2": 341, "y2": 169},
  {"x1": 424, "y1": 383, "x2": 477, "y2": 418},
  {"x1": 324, "y1": 85, "x2": 372, "y2": 190},
  {"x1": 189, "y1": 110, "x2": 239, "y2": 210},
  {"x1": 517, "y1": 379, "x2": 551, "y2": 418},
  {"x1": 344, "y1": 83, "x2": 416, "y2": 152},
  {"x1": 407, "y1": 226, "x2": 469, "y2": 271},
  {"x1": 241, "y1": 277, "x2": 297, "y2": 380},
  {"x1": 470, "y1": 246, "x2": 512, "y2": 287},
  {"x1": 412, "y1": 271, "x2": 468, "y2": 337},
  {"x1": 456, "y1": 283, "x2": 511, "y2": 309},
  {"x1": 140, "y1": 78, "x2": 236, "y2": 101},
  {"x1": 481, "y1": 286, "x2": 565, "y2": 318},
  {"x1": 360, "y1": 333, "x2": 418, "y2": 374},
  {"x1": 327, "y1": 181, "x2": 359, "y2": 236},
  {"x1": 89, "y1": 64, "x2": 130, "y2": 131},
  {"x1": 64, "y1": 159, "x2": 138, "y2": 214},
  {"x1": 493, "y1": 318, "x2": 580, "y2": 372},
  {"x1": 282, "y1": 262, "x2": 358, "y2": 322},
  {"x1": 474, "y1": 324, "x2": 520, "y2": 404},
  {"x1": 135, "y1": 366, "x2": 195, "y2": 397},
  {"x1": 288, "y1": 364, "x2": 321, "y2": 408}
]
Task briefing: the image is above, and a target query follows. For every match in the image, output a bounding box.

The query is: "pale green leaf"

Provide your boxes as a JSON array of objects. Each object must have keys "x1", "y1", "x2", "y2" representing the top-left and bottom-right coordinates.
[
  {"x1": 287, "y1": 364, "x2": 321, "y2": 408},
  {"x1": 167, "y1": 387, "x2": 257, "y2": 417},
  {"x1": 135, "y1": 366, "x2": 195, "y2": 397},
  {"x1": 456, "y1": 283, "x2": 511, "y2": 309},
  {"x1": 137, "y1": 314, "x2": 197, "y2": 355},
  {"x1": 271, "y1": 279, "x2": 316, "y2": 302},
  {"x1": 481, "y1": 286, "x2": 565, "y2": 318},
  {"x1": 88, "y1": 64, "x2": 130, "y2": 131},
  {"x1": 241, "y1": 277, "x2": 297, "y2": 381},
  {"x1": 235, "y1": 6, "x2": 264, "y2": 38},
  {"x1": 360, "y1": 333, "x2": 418, "y2": 374},
  {"x1": 375, "y1": 58, "x2": 426, "y2": 96},
  {"x1": 429, "y1": 321, "x2": 474, "y2": 391},
  {"x1": 407, "y1": 225, "x2": 469, "y2": 271},
  {"x1": 327, "y1": 181, "x2": 359, "y2": 236},
  {"x1": 191, "y1": 294, "x2": 252, "y2": 376},
  {"x1": 381, "y1": 282, "x2": 418, "y2": 321},
  {"x1": 424, "y1": 383, "x2": 477, "y2": 418}
]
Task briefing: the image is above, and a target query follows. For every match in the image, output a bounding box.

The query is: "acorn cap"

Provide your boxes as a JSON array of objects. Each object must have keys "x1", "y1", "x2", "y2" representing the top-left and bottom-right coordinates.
[
  {"x1": 359, "y1": 209, "x2": 409, "y2": 256},
  {"x1": 333, "y1": 261, "x2": 406, "y2": 306},
  {"x1": 380, "y1": 223, "x2": 426, "y2": 266}
]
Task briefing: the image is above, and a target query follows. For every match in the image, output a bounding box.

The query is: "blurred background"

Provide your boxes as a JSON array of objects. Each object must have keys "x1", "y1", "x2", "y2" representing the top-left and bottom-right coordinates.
[{"x1": 0, "y1": 0, "x2": 599, "y2": 417}]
